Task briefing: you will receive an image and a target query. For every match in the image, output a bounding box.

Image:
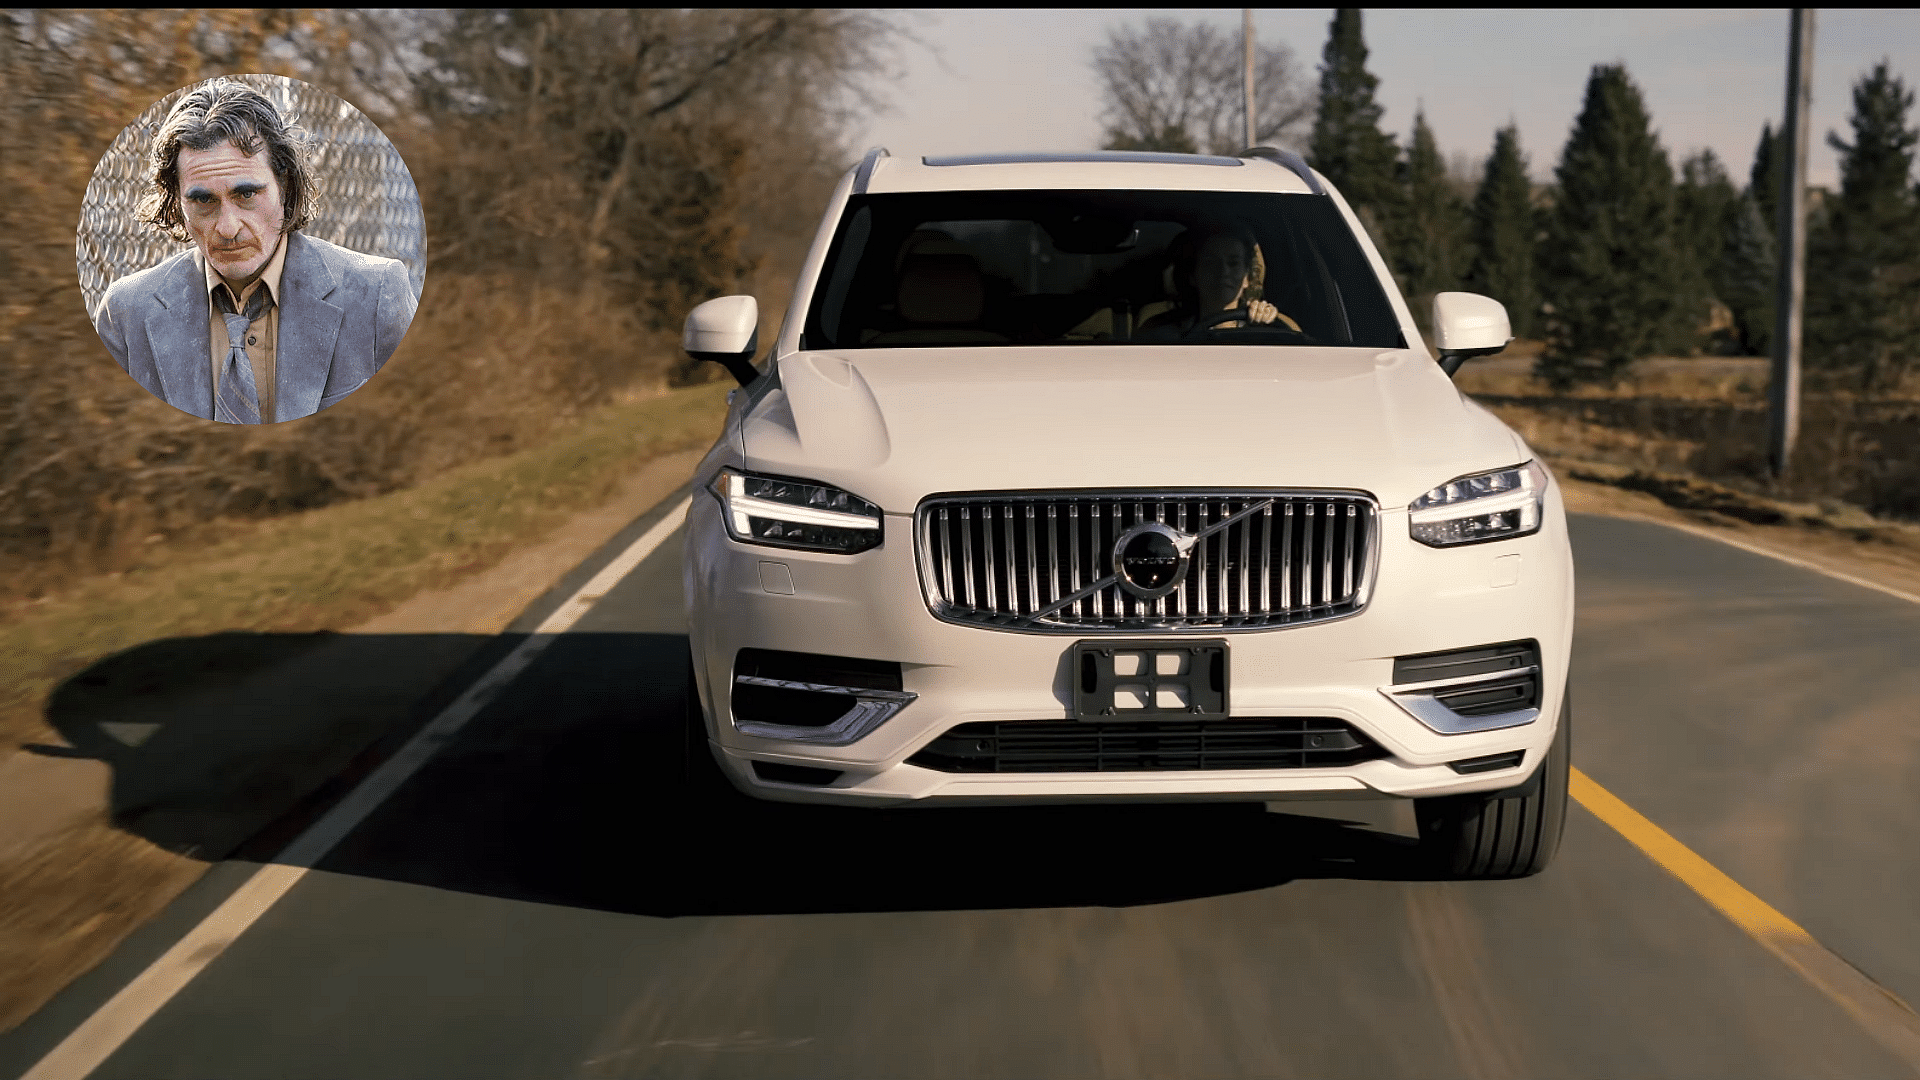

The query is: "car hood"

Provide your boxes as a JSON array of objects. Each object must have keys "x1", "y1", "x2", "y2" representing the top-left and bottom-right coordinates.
[{"x1": 736, "y1": 347, "x2": 1527, "y2": 513}]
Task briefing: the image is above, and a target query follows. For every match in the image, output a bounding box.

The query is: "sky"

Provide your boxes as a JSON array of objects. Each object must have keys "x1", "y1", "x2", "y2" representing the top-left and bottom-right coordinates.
[{"x1": 851, "y1": 9, "x2": 1920, "y2": 190}]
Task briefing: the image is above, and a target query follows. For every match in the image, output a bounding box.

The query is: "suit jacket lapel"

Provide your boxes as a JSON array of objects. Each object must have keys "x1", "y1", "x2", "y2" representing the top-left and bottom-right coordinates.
[
  {"x1": 142, "y1": 254, "x2": 212, "y2": 417},
  {"x1": 275, "y1": 232, "x2": 345, "y2": 420}
]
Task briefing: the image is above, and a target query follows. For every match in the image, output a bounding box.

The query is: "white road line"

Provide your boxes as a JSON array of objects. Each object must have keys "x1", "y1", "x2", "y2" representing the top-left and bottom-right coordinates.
[
  {"x1": 19, "y1": 495, "x2": 693, "y2": 1080},
  {"x1": 1605, "y1": 511, "x2": 1920, "y2": 607}
]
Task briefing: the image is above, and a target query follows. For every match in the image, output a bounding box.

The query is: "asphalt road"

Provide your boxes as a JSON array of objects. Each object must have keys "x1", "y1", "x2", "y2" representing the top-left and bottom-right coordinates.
[{"x1": 7, "y1": 502, "x2": 1920, "y2": 1079}]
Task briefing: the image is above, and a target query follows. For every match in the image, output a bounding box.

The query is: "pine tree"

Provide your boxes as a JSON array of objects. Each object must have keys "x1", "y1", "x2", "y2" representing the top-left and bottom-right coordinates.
[
  {"x1": 1390, "y1": 110, "x2": 1469, "y2": 326},
  {"x1": 1672, "y1": 149, "x2": 1738, "y2": 353},
  {"x1": 1536, "y1": 64, "x2": 1683, "y2": 389},
  {"x1": 1466, "y1": 124, "x2": 1538, "y2": 338},
  {"x1": 1309, "y1": 9, "x2": 1400, "y2": 247},
  {"x1": 1748, "y1": 121, "x2": 1784, "y2": 237},
  {"x1": 1805, "y1": 61, "x2": 1920, "y2": 394},
  {"x1": 1717, "y1": 193, "x2": 1776, "y2": 356}
]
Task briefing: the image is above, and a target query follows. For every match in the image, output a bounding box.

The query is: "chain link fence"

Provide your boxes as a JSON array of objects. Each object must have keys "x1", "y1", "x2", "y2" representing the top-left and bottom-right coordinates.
[{"x1": 77, "y1": 73, "x2": 425, "y2": 320}]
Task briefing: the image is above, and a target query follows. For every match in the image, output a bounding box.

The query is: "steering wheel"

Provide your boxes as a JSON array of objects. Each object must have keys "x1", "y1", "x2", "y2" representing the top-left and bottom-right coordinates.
[{"x1": 1190, "y1": 307, "x2": 1314, "y2": 343}]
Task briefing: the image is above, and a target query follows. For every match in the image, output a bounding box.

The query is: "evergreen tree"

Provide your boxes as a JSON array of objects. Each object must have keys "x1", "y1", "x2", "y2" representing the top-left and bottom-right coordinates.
[
  {"x1": 1309, "y1": 9, "x2": 1400, "y2": 248},
  {"x1": 1748, "y1": 121, "x2": 1785, "y2": 236},
  {"x1": 1390, "y1": 110, "x2": 1469, "y2": 325},
  {"x1": 1717, "y1": 192, "x2": 1776, "y2": 356},
  {"x1": 1466, "y1": 123, "x2": 1538, "y2": 338},
  {"x1": 1672, "y1": 149, "x2": 1739, "y2": 353},
  {"x1": 1536, "y1": 63, "x2": 1684, "y2": 388},
  {"x1": 1805, "y1": 61, "x2": 1920, "y2": 393}
]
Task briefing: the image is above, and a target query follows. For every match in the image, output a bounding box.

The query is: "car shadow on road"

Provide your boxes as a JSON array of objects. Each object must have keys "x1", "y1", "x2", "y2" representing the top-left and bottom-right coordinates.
[
  {"x1": 36, "y1": 628, "x2": 1446, "y2": 920},
  {"x1": 29, "y1": 629, "x2": 509, "y2": 861}
]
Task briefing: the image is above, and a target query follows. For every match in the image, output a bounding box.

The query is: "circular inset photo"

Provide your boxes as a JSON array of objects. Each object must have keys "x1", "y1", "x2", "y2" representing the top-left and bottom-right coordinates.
[{"x1": 80, "y1": 74, "x2": 425, "y2": 424}]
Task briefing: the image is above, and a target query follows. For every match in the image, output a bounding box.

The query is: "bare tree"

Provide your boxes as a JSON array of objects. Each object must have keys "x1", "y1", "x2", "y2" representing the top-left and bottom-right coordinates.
[{"x1": 1093, "y1": 17, "x2": 1312, "y2": 155}]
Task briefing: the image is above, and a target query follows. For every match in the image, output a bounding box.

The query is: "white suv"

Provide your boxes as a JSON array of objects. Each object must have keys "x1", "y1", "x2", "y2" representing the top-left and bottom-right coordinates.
[{"x1": 679, "y1": 148, "x2": 1574, "y2": 878}]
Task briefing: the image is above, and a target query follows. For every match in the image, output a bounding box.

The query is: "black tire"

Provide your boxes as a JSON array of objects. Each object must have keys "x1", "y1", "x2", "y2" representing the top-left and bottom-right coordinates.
[{"x1": 1413, "y1": 695, "x2": 1571, "y2": 879}]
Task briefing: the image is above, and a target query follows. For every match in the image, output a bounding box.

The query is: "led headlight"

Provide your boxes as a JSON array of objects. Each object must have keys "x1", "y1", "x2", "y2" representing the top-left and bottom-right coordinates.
[
  {"x1": 1408, "y1": 461, "x2": 1548, "y2": 547},
  {"x1": 711, "y1": 468, "x2": 883, "y2": 554}
]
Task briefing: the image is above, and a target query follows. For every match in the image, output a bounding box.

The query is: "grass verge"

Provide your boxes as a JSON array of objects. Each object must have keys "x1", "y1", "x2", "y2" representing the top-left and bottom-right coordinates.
[
  {"x1": 0, "y1": 379, "x2": 728, "y2": 1036},
  {"x1": 1, "y1": 379, "x2": 731, "y2": 755}
]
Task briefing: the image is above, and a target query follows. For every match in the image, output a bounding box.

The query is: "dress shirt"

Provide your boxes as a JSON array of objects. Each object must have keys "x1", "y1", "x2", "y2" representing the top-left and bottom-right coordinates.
[{"x1": 204, "y1": 233, "x2": 287, "y2": 423}]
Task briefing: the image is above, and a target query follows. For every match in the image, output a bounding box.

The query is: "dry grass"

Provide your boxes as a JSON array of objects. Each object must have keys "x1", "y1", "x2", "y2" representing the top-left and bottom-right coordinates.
[
  {"x1": 0, "y1": 815, "x2": 206, "y2": 1034},
  {"x1": 1453, "y1": 342, "x2": 1920, "y2": 523},
  {"x1": 0, "y1": 270, "x2": 709, "y2": 607},
  {"x1": 1455, "y1": 349, "x2": 1771, "y2": 401},
  {"x1": 1, "y1": 12, "x2": 843, "y2": 609},
  {"x1": 0, "y1": 379, "x2": 731, "y2": 754},
  {"x1": 0, "y1": 377, "x2": 728, "y2": 1035}
]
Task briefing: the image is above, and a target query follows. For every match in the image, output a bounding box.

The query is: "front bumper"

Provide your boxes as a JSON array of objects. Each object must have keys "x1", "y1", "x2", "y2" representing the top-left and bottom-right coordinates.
[{"x1": 683, "y1": 480, "x2": 1576, "y2": 807}]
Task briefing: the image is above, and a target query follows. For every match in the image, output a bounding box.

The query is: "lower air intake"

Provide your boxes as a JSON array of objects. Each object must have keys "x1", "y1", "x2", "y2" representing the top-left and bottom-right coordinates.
[{"x1": 907, "y1": 717, "x2": 1385, "y2": 773}]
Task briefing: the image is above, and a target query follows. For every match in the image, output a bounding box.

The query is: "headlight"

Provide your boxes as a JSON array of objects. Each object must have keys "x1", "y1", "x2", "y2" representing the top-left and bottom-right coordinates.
[
  {"x1": 710, "y1": 468, "x2": 883, "y2": 554},
  {"x1": 1408, "y1": 461, "x2": 1548, "y2": 547}
]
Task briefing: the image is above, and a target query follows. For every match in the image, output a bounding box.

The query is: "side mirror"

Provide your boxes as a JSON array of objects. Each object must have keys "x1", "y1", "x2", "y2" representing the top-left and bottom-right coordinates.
[
  {"x1": 1431, "y1": 292, "x2": 1513, "y2": 377},
  {"x1": 683, "y1": 295, "x2": 760, "y2": 386}
]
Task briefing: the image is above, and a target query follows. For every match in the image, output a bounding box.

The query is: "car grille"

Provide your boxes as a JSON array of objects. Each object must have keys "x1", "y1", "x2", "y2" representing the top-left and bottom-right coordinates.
[
  {"x1": 916, "y1": 491, "x2": 1377, "y2": 632},
  {"x1": 907, "y1": 717, "x2": 1386, "y2": 773}
]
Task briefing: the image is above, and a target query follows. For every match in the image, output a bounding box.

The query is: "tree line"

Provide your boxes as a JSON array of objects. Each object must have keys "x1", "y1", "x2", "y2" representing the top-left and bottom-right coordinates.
[{"x1": 1096, "y1": 10, "x2": 1920, "y2": 395}]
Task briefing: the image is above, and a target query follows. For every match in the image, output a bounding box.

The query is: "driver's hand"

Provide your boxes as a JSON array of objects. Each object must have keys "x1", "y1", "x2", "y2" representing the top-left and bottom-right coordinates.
[{"x1": 1247, "y1": 299, "x2": 1279, "y2": 325}]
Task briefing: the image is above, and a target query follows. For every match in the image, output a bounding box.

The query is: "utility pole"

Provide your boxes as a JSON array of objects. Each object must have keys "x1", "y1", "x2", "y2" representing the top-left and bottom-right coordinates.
[
  {"x1": 1243, "y1": 9, "x2": 1257, "y2": 148},
  {"x1": 1770, "y1": 8, "x2": 1814, "y2": 481}
]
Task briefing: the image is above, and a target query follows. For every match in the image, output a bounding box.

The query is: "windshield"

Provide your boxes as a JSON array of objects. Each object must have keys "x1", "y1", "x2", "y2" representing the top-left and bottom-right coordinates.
[{"x1": 803, "y1": 190, "x2": 1404, "y2": 350}]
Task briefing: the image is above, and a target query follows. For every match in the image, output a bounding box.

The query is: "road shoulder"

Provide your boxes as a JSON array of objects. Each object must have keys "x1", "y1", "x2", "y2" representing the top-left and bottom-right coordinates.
[
  {"x1": 1553, "y1": 458, "x2": 1920, "y2": 603},
  {"x1": 0, "y1": 443, "x2": 709, "y2": 1035}
]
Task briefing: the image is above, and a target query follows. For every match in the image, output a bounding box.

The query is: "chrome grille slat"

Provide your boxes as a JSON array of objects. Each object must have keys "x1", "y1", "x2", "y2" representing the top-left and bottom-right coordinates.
[
  {"x1": 1303, "y1": 503, "x2": 1317, "y2": 608},
  {"x1": 983, "y1": 505, "x2": 999, "y2": 611},
  {"x1": 937, "y1": 507, "x2": 953, "y2": 601},
  {"x1": 1167, "y1": 503, "x2": 1182, "y2": 614},
  {"x1": 1046, "y1": 505, "x2": 1060, "y2": 612},
  {"x1": 1211, "y1": 500, "x2": 1224, "y2": 615},
  {"x1": 1343, "y1": 504, "x2": 1357, "y2": 597},
  {"x1": 1003, "y1": 503, "x2": 1019, "y2": 614},
  {"x1": 1025, "y1": 505, "x2": 1039, "y2": 616},
  {"x1": 1280, "y1": 502, "x2": 1293, "y2": 610},
  {"x1": 1258, "y1": 504, "x2": 1272, "y2": 613},
  {"x1": 919, "y1": 490, "x2": 1375, "y2": 633},
  {"x1": 1320, "y1": 502, "x2": 1334, "y2": 607},
  {"x1": 959, "y1": 506, "x2": 975, "y2": 610},
  {"x1": 1237, "y1": 503, "x2": 1252, "y2": 615},
  {"x1": 1192, "y1": 501, "x2": 1209, "y2": 617},
  {"x1": 1068, "y1": 504, "x2": 1081, "y2": 615}
]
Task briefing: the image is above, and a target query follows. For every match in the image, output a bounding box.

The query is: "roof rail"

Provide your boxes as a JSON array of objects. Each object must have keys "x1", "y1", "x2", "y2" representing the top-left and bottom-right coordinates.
[
  {"x1": 853, "y1": 146, "x2": 889, "y2": 194},
  {"x1": 1239, "y1": 146, "x2": 1325, "y2": 195}
]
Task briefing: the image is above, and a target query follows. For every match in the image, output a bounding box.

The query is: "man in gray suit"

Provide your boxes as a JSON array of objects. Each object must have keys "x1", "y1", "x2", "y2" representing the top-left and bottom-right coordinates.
[{"x1": 93, "y1": 79, "x2": 417, "y2": 424}]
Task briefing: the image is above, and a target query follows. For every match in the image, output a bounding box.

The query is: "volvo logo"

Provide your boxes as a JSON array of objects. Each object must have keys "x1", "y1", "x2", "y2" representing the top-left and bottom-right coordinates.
[{"x1": 1112, "y1": 522, "x2": 1196, "y2": 600}]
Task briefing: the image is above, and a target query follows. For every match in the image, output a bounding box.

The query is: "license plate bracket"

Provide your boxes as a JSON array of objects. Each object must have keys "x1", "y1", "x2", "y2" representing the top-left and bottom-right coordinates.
[{"x1": 1071, "y1": 639, "x2": 1228, "y2": 720}]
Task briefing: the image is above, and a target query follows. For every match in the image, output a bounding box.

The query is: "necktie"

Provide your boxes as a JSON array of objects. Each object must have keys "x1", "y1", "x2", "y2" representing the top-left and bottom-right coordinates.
[{"x1": 214, "y1": 284, "x2": 272, "y2": 424}]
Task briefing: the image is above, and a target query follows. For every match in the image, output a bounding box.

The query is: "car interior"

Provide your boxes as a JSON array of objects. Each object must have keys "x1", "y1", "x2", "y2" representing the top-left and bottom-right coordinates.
[{"x1": 810, "y1": 190, "x2": 1404, "y2": 350}]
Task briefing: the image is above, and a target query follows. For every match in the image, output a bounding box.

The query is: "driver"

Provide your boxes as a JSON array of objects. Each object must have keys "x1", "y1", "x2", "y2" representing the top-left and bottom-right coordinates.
[{"x1": 1138, "y1": 223, "x2": 1301, "y2": 340}]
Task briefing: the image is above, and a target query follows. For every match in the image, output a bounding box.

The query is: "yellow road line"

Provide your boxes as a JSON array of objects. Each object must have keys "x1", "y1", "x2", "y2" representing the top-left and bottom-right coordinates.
[{"x1": 1571, "y1": 767, "x2": 1920, "y2": 1074}]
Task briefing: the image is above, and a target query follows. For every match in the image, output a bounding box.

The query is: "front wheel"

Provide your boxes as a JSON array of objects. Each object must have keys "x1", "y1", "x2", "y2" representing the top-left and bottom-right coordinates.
[{"x1": 1412, "y1": 695, "x2": 1571, "y2": 879}]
